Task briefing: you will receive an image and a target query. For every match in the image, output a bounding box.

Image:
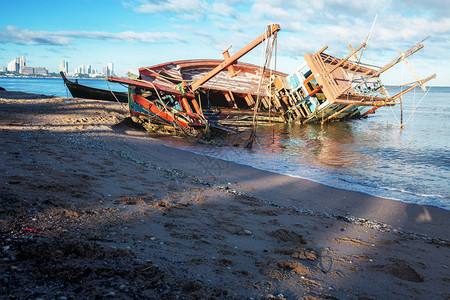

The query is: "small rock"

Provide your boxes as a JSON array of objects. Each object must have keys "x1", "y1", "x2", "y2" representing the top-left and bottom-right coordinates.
[
  {"x1": 244, "y1": 230, "x2": 252, "y2": 235},
  {"x1": 104, "y1": 291, "x2": 115, "y2": 297}
]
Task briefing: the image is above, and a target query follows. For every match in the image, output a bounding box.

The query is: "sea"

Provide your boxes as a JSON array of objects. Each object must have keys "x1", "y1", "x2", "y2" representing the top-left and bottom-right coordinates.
[{"x1": 1, "y1": 77, "x2": 449, "y2": 210}]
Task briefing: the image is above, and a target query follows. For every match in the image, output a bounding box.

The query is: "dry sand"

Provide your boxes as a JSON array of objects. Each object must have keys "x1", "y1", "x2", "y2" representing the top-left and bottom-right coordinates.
[{"x1": 0, "y1": 90, "x2": 449, "y2": 299}]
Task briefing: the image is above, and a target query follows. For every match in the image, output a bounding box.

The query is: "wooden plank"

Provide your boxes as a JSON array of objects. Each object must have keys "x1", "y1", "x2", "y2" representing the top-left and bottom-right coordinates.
[
  {"x1": 107, "y1": 76, "x2": 195, "y2": 98},
  {"x1": 224, "y1": 92, "x2": 235, "y2": 108},
  {"x1": 245, "y1": 93, "x2": 255, "y2": 107},
  {"x1": 360, "y1": 106, "x2": 379, "y2": 117},
  {"x1": 399, "y1": 50, "x2": 427, "y2": 92},
  {"x1": 329, "y1": 43, "x2": 366, "y2": 73},
  {"x1": 333, "y1": 100, "x2": 397, "y2": 106},
  {"x1": 391, "y1": 74, "x2": 436, "y2": 100},
  {"x1": 321, "y1": 104, "x2": 353, "y2": 124},
  {"x1": 190, "y1": 24, "x2": 280, "y2": 91},
  {"x1": 222, "y1": 49, "x2": 237, "y2": 78},
  {"x1": 318, "y1": 45, "x2": 328, "y2": 54},
  {"x1": 349, "y1": 44, "x2": 358, "y2": 60}
]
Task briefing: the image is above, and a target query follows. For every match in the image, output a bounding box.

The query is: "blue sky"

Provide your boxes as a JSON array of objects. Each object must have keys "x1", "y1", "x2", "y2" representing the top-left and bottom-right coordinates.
[{"x1": 1, "y1": 0, "x2": 449, "y2": 85}]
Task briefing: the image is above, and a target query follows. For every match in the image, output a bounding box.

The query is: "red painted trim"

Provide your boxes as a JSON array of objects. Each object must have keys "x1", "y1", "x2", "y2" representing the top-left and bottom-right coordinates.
[
  {"x1": 107, "y1": 76, "x2": 194, "y2": 98},
  {"x1": 131, "y1": 94, "x2": 190, "y2": 128}
]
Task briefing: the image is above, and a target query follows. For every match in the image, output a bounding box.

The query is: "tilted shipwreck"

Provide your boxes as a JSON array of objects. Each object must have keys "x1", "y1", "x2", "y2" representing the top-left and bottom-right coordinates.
[{"x1": 106, "y1": 24, "x2": 435, "y2": 139}]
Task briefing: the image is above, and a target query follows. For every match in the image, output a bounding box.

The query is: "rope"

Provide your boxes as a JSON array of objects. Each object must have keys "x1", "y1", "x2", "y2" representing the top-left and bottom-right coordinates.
[
  {"x1": 125, "y1": 71, "x2": 209, "y2": 140},
  {"x1": 403, "y1": 86, "x2": 431, "y2": 125},
  {"x1": 104, "y1": 77, "x2": 129, "y2": 112},
  {"x1": 245, "y1": 24, "x2": 277, "y2": 149}
]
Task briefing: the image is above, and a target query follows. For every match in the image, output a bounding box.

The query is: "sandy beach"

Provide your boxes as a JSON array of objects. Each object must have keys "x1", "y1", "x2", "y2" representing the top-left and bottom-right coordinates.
[{"x1": 0, "y1": 90, "x2": 449, "y2": 299}]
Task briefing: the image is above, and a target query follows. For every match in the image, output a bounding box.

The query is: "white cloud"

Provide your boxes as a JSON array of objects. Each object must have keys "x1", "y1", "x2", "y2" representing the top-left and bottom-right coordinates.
[
  {"x1": 0, "y1": 26, "x2": 187, "y2": 45},
  {"x1": 126, "y1": 0, "x2": 208, "y2": 19},
  {"x1": 57, "y1": 30, "x2": 186, "y2": 43},
  {"x1": 210, "y1": 2, "x2": 236, "y2": 16},
  {"x1": 0, "y1": 25, "x2": 71, "y2": 45}
]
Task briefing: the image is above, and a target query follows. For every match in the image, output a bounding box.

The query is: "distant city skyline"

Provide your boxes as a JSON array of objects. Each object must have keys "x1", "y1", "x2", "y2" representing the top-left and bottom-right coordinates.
[
  {"x1": 1, "y1": 55, "x2": 115, "y2": 77},
  {"x1": 1, "y1": 1, "x2": 449, "y2": 85},
  {"x1": 3, "y1": 55, "x2": 49, "y2": 76}
]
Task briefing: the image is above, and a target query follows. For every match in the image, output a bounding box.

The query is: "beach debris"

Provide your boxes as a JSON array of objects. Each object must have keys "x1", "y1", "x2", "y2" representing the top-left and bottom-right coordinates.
[
  {"x1": 99, "y1": 23, "x2": 437, "y2": 143},
  {"x1": 107, "y1": 24, "x2": 281, "y2": 140},
  {"x1": 269, "y1": 229, "x2": 306, "y2": 245},
  {"x1": 371, "y1": 258, "x2": 424, "y2": 282}
]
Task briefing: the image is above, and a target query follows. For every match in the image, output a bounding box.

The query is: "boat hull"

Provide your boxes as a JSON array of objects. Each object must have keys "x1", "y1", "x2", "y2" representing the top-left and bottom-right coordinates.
[{"x1": 60, "y1": 72, "x2": 128, "y2": 103}]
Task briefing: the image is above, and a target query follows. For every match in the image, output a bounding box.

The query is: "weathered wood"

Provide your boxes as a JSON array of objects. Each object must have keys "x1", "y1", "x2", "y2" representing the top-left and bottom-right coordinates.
[
  {"x1": 329, "y1": 43, "x2": 366, "y2": 73},
  {"x1": 190, "y1": 24, "x2": 280, "y2": 91},
  {"x1": 224, "y1": 91, "x2": 237, "y2": 108},
  {"x1": 318, "y1": 45, "x2": 328, "y2": 54},
  {"x1": 222, "y1": 48, "x2": 237, "y2": 78},
  {"x1": 321, "y1": 104, "x2": 354, "y2": 124},
  {"x1": 360, "y1": 106, "x2": 380, "y2": 117},
  {"x1": 371, "y1": 41, "x2": 426, "y2": 78},
  {"x1": 245, "y1": 94, "x2": 255, "y2": 107},
  {"x1": 334, "y1": 100, "x2": 397, "y2": 106},
  {"x1": 391, "y1": 74, "x2": 436, "y2": 101},
  {"x1": 107, "y1": 76, "x2": 195, "y2": 98},
  {"x1": 349, "y1": 44, "x2": 358, "y2": 60},
  {"x1": 399, "y1": 50, "x2": 427, "y2": 92}
]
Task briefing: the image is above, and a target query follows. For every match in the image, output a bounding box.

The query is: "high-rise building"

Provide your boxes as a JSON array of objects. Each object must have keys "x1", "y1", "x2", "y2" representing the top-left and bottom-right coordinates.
[
  {"x1": 59, "y1": 60, "x2": 69, "y2": 74},
  {"x1": 103, "y1": 62, "x2": 114, "y2": 76},
  {"x1": 75, "y1": 65, "x2": 86, "y2": 74},
  {"x1": 108, "y1": 62, "x2": 114, "y2": 75},
  {"x1": 19, "y1": 56, "x2": 26, "y2": 69},
  {"x1": 7, "y1": 58, "x2": 19, "y2": 73}
]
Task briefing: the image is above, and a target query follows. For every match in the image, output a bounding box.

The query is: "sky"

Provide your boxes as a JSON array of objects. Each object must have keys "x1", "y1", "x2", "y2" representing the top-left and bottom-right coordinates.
[{"x1": 1, "y1": 0, "x2": 449, "y2": 86}]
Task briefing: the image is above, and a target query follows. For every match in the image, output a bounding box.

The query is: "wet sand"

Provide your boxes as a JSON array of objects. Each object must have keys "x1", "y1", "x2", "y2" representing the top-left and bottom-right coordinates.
[{"x1": 1, "y1": 91, "x2": 449, "y2": 299}]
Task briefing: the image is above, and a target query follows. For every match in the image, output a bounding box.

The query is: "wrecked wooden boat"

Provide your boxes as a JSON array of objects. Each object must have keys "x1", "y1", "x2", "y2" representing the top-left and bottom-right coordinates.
[
  {"x1": 270, "y1": 37, "x2": 436, "y2": 124},
  {"x1": 107, "y1": 24, "x2": 282, "y2": 138},
  {"x1": 107, "y1": 23, "x2": 435, "y2": 139},
  {"x1": 60, "y1": 72, "x2": 128, "y2": 103}
]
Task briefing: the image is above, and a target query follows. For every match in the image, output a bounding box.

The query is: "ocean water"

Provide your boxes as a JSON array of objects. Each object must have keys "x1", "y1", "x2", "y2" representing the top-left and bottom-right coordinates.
[
  {"x1": 0, "y1": 76, "x2": 127, "y2": 97},
  {"x1": 168, "y1": 87, "x2": 450, "y2": 210},
  {"x1": 1, "y1": 77, "x2": 449, "y2": 209}
]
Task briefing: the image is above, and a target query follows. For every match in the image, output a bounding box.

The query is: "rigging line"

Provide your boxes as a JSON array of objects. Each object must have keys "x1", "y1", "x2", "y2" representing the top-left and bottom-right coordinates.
[
  {"x1": 105, "y1": 77, "x2": 128, "y2": 112},
  {"x1": 271, "y1": 37, "x2": 277, "y2": 144},
  {"x1": 126, "y1": 74, "x2": 200, "y2": 138},
  {"x1": 246, "y1": 25, "x2": 277, "y2": 148},
  {"x1": 124, "y1": 73, "x2": 207, "y2": 139},
  {"x1": 377, "y1": 103, "x2": 400, "y2": 127},
  {"x1": 403, "y1": 86, "x2": 431, "y2": 126},
  {"x1": 358, "y1": 14, "x2": 377, "y2": 64}
]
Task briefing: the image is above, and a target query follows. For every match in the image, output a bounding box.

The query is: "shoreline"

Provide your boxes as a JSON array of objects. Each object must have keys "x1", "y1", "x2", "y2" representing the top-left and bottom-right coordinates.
[
  {"x1": 1, "y1": 91, "x2": 449, "y2": 299},
  {"x1": 161, "y1": 142, "x2": 449, "y2": 241},
  {"x1": 165, "y1": 141, "x2": 450, "y2": 213}
]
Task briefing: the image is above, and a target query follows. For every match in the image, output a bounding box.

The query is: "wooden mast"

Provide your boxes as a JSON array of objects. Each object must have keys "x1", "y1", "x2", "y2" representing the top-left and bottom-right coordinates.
[{"x1": 189, "y1": 24, "x2": 281, "y2": 92}]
